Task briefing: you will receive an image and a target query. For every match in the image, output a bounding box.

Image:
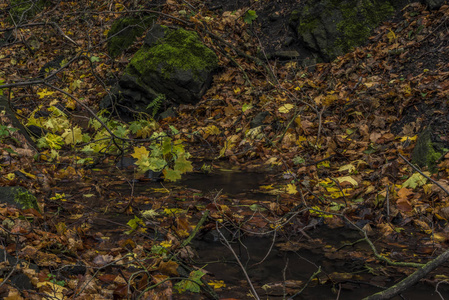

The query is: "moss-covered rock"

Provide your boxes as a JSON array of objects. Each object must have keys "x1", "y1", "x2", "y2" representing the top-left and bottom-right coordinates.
[
  {"x1": 294, "y1": 0, "x2": 395, "y2": 61},
  {"x1": 101, "y1": 25, "x2": 218, "y2": 119},
  {"x1": 0, "y1": 186, "x2": 40, "y2": 212},
  {"x1": 107, "y1": 15, "x2": 155, "y2": 58},
  {"x1": 412, "y1": 127, "x2": 444, "y2": 173},
  {"x1": 127, "y1": 26, "x2": 218, "y2": 80},
  {"x1": 9, "y1": 0, "x2": 49, "y2": 24}
]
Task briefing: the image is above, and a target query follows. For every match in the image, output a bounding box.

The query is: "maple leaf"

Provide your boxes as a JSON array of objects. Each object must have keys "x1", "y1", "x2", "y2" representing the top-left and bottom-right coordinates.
[
  {"x1": 402, "y1": 172, "x2": 429, "y2": 189},
  {"x1": 38, "y1": 133, "x2": 64, "y2": 149},
  {"x1": 203, "y1": 125, "x2": 220, "y2": 139},
  {"x1": 160, "y1": 240, "x2": 173, "y2": 248},
  {"x1": 148, "y1": 157, "x2": 166, "y2": 171},
  {"x1": 243, "y1": 10, "x2": 257, "y2": 24},
  {"x1": 286, "y1": 183, "x2": 298, "y2": 194},
  {"x1": 61, "y1": 127, "x2": 83, "y2": 144},
  {"x1": 125, "y1": 216, "x2": 145, "y2": 234},
  {"x1": 174, "y1": 154, "x2": 193, "y2": 174},
  {"x1": 164, "y1": 168, "x2": 182, "y2": 182},
  {"x1": 37, "y1": 88, "x2": 55, "y2": 98},
  {"x1": 175, "y1": 270, "x2": 204, "y2": 293},
  {"x1": 131, "y1": 146, "x2": 149, "y2": 161}
]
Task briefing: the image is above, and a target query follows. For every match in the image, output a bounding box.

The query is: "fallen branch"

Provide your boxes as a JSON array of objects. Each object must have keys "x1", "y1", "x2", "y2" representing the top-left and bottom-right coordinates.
[{"x1": 363, "y1": 248, "x2": 449, "y2": 300}]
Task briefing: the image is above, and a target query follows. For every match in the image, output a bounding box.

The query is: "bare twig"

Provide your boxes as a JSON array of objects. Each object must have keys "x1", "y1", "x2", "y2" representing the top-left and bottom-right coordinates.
[
  {"x1": 288, "y1": 266, "x2": 321, "y2": 299},
  {"x1": 216, "y1": 221, "x2": 260, "y2": 300},
  {"x1": 399, "y1": 153, "x2": 449, "y2": 197}
]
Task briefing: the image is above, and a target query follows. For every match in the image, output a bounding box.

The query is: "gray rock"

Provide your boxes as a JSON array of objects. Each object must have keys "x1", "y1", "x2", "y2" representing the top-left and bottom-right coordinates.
[{"x1": 293, "y1": 0, "x2": 396, "y2": 62}]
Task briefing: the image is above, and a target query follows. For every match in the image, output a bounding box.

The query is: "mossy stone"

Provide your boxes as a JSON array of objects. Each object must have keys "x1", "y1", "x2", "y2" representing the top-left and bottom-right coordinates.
[
  {"x1": 107, "y1": 15, "x2": 155, "y2": 58},
  {"x1": 0, "y1": 186, "x2": 40, "y2": 212},
  {"x1": 412, "y1": 127, "x2": 443, "y2": 173},
  {"x1": 296, "y1": 0, "x2": 395, "y2": 61},
  {"x1": 126, "y1": 27, "x2": 218, "y2": 80},
  {"x1": 9, "y1": 0, "x2": 49, "y2": 23}
]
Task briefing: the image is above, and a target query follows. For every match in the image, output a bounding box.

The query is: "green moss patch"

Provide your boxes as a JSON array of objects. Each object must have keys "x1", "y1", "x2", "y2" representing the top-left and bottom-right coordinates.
[
  {"x1": 127, "y1": 28, "x2": 218, "y2": 79},
  {"x1": 335, "y1": 0, "x2": 394, "y2": 54},
  {"x1": 0, "y1": 186, "x2": 40, "y2": 212},
  {"x1": 412, "y1": 127, "x2": 443, "y2": 173},
  {"x1": 296, "y1": 0, "x2": 395, "y2": 61},
  {"x1": 9, "y1": 0, "x2": 49, "y2": 23}
]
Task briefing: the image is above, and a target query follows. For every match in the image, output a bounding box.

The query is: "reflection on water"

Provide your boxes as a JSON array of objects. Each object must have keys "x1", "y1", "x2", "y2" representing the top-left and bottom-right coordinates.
[{"x1": 178, "y1": 170, "x2": 268, "y2": 196}]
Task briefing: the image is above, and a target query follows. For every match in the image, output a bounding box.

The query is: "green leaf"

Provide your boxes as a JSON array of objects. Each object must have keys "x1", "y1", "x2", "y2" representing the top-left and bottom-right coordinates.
[
  {"x1": 243, "y1": 10, "x2": 258, "y2": 24},
  {"x1": 164, "y1": 168, "x2": 182, "y2": 182},
  {"x1": 174, "y1": 270, "x2": 205, "y2": 293},
  {"x1": 169, "y1": 125, "x2": 179, "y2": 135},
  {"x1": 174, "y1": 154, "x2": 193, "y2": 174},
  {"x1": 113, "y1": 126, "x2": 128, "y2": 138},
  {"x1": 402, "y1": 172, "x2": 429, "y2": 189},
  {"x1": 129, "y1": 121, "x2": 143, "y2": 134},
  {"x1": 90, "y1": 56, "x2": 100, "y2": 63},
  {"x1": 38, "y1": 133, "x2": 64, "y2": 149},
  {"x1": 148, "y1": 157, "x2": 166, "y2": 172},
  {"x1": 242, "y1": 103, "x2": 253, "y2": 112},
  {"x1": 293, "y1": 155, "x2": 305, "y2": 165}
]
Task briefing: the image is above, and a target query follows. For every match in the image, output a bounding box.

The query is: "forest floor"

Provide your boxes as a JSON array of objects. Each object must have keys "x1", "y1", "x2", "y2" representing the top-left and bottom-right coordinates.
[{"x1": 1, "y1": 0, "x2": 449, "y2": 299}]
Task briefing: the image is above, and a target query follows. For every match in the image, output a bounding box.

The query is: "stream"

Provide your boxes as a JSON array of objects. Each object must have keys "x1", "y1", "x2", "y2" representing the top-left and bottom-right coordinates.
[{"x1": 99, "y1": 166, "x2": 448, "y2": 299}]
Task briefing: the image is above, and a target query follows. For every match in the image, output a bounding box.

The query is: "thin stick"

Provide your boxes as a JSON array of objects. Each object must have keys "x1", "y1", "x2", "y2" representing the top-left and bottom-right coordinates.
[
  {"x1": 216, "y1": 222, "x2": 260, "y2": 300},
  {"x1": 399, "y1": 153, "x2": 449, "y2": 197},
  {"x1": 288, "y1": 266, "x2": 321, "y2": 299}
]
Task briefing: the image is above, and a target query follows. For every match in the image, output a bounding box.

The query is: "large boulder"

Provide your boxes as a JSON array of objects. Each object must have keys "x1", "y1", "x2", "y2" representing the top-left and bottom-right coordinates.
[
  {"x1": 101, "y1": 25, "x2": 218, "y2": 120},
  {"x1": 291, "y1": 0, "x2": 398, "y2": 62}
]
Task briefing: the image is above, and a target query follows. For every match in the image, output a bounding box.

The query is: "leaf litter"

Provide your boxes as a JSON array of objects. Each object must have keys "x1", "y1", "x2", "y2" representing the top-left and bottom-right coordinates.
[{"x1": 1, "y1": 0, "x2": 449, "y2": 299}]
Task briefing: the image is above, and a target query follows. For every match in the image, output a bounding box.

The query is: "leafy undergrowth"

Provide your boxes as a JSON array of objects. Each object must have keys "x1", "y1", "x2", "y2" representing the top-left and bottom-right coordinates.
[{"x1": 1, "y1": 0, "x2": 449, "y2": 299}]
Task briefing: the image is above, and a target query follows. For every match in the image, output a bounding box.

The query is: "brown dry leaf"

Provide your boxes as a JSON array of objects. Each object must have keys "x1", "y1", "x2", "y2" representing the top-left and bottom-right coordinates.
[
  {"x1": 396, "y1": 198, "x2": 413, "y2": 212},
  {"x1": 438, "y1": 206, "x2": 449, "y2": 219},
  {"x1": 34, "y1": 251, "x2": 61, "y2": 267},
  {"x1": 369, "y1": 131, "x2": 382, "y2": 143},
  {"x1": 92, "y1": 254, "x2": 113, "y2": 267},
  {"x1": 397, "y1": 187, "x2": 413, "y2": 201},
  {"x1": 19, "y1": 245, "x2": 38, "y2": 258},
  {"x1": 413, "y1": 219, "x2": 431, "y2": 233},
  {"x1": 159, "y1": 260, "x2": 179, "y2": 276},
  {"x1": 3, "y1": 286, "x2": 24, "y2": 300}
]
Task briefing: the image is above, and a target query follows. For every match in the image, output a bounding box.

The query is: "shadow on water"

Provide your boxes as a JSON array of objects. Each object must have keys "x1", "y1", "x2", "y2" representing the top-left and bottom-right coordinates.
[
  {"x1": 178, "y1": 170, "x2": 269, "y2": 197},
  {"x1": 192, "y1": 226, "x2": 447, "y2": 300}
]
